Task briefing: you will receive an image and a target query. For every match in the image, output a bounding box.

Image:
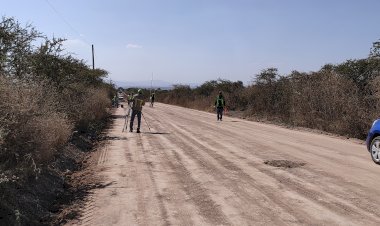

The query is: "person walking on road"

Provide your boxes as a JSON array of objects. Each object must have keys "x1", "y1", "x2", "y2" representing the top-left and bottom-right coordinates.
[
  {"x1": 112, "y1": 95, "x2": 119, "y2": 108},
  {"x1": 150, "y1": 92, "x2": 155, "y2": 107},
  {"x1": 130, "y1": 89, "x2": 145, "y2": 133},
  {"x1": 215, "y1": 91, "x2": 225, "y2": 121}
]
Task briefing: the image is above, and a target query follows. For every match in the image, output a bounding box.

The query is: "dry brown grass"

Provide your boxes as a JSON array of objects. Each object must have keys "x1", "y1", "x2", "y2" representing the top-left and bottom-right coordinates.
[
  {"x1": 0, "y1": 16, "x2": 115, "y2": 224},
  {"x1": 242, "y1": 70, "x2": 371, "y2": 138},
  {"x1": 159, "y1": 69, "x2": 379, "y2": 139},
  {"x1": 79, "y1": 87, "x2": 111, "y2": 122},
  {"x1": 57, "y1": 83, "x2": 111, "y2": 131},
  {"x1": 0, "y1": 77, "x2": 72, "y2": 168}
]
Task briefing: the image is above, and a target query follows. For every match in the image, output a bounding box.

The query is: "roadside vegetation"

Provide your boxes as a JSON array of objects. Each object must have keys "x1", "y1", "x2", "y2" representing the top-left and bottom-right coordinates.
[
  {"x1": 0, "y1": 17, "x2": 115, "y2": 225},
  {"x1": 158, "y1": 41, "x2": 380, "y2": 139}
]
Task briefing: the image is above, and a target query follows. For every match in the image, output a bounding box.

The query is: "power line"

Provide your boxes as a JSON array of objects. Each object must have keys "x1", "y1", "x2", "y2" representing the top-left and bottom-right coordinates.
[{"x1": 44, "y1": 0, "x2": 91, "y2": 46}]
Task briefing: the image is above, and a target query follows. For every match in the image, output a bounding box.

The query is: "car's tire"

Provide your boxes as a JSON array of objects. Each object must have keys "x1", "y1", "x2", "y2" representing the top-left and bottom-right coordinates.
[{"x1": 370, "y1": 136, "x2": 380, "y2": 164}]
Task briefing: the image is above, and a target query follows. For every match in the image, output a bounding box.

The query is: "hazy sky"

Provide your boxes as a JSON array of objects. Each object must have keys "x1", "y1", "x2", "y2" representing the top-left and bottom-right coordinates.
[{"x1": 2, "y1": 0, "x2": 380, "y2": 84}]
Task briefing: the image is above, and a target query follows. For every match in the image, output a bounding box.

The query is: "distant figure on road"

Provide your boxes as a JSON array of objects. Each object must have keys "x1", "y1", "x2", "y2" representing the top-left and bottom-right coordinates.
[
  {"x1": 215, "y1": 91, "x2": 225, "y2": 121},
  {"x1": 130, "y1": 89, "x2": 145, "y2": 133},
  {"x1": 112, "y1": 95, "x2": 119, "y2": 108},
  {"x1": 127, "y1": 92, "x2": 134, "y2": 107},
  {"x1": 150, "y1": 93, "x2": 155, "y2": 107}
]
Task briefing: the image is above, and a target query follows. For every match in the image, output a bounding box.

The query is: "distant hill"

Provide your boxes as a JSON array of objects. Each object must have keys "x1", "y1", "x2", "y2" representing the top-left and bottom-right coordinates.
[
  {"x1": 114, "y1": 80, "x2": 200, "y2": 89},
  {"x1": 114, "y1": 80, "x2": 172, "y2": 89}
]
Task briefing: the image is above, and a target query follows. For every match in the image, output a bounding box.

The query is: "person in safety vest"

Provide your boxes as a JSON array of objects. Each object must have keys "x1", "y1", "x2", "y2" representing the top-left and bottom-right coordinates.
[
  {"x1": 214, "y1": 91, "x2": 225, "y2": 121},
  {"x1": 130, "y1": 89, "x2": 145, "y2": 133},
  {"x1": 128, "y1": 92, "x2": 134, "y2": 107},
  {"x1": 150, "y1": 93, "x2": 155, "y2": 107},
  {"x1": 112, "y1": 95, "x2": 119, "y2": 108}
]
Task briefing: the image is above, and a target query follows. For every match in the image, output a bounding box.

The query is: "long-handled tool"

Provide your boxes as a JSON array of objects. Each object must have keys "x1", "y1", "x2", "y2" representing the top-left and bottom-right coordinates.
[
  {"x1": 141, "y1": 112, "x2": 151, "y2": 131},
  {"x1": 122, "y1": 107, "x2": 131, "y2": 132}
]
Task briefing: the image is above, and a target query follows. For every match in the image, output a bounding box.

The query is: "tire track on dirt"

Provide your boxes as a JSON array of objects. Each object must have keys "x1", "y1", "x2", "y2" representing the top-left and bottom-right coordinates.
[
  {"x1": 187, "y1": 122, "x2": 380, "y2": 221},
  {"x1": 140, "y1": 131, "x2": 230, "y2": 225},
  {"x1": 155, "y1": 105, "x2": 364, "y2": 168},
  {"x1": 74, "y1": 139, "x2": 113, "y2": 225},
  {"x1": 136, "y1": 134, "x2": 171, "y2": 226},
  {"x1": 169, "y1": 120, "x2": 380, "y2": 225},
  {"x1": 164, "y1": 122, "x2": 321, "y2": 225},
  {"x1": 70, "y1": 103, "x2": 380, "y2": 225},
  {"x1": 156, "y1": 104, "x2": 367, "y2": 160},
  {"x1": 140, "y1": 134, "x2": 205, "y2": 226},
  {"x1": 144, "y1": 112, "x2": 305, "y2": 225},
  {"x1": 127, "y1": 135, "x2": 171, "y2": 226},
  {"x1": 97, "y1": 140, "x2": 110, "y2": 166},
  {"x1": 145, "y1": 104, "x2": 380, "y2": 225},
  {"x1": 75, "y1": 140, "x2": 113, "y2": 225},
  {"x1": 159, "y1": 106, "x2": 380, "y2": 202},
  {"x1": 76, "y1": 194, "x2": 97, "y2": 226}
]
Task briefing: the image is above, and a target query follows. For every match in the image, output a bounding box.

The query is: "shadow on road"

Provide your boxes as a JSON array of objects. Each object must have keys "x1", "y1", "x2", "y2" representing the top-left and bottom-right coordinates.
[
  {"x1": 142, "y1": 132, "x2": 170, "y2": 135},
  {"x1": 99, "y1": 136, "x2": 128, "y2": 141},
  {"x1": 111, "y1": 114, "x2": 128, "y2": 119}
]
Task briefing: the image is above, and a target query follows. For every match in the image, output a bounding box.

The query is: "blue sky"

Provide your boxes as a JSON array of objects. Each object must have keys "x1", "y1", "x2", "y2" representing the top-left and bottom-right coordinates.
[{"x1": 2, "y1": 0, "x2": 380, "y2": 84}]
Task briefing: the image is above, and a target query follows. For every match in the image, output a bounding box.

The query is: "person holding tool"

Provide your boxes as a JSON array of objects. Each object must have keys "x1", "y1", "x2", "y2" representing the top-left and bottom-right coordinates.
[
  {"x1": 122, "y1": 103, "x2": 131, "y2": 132},
  {"x1": 130, "y1": 89, "x2": 145, "y2": 133}
]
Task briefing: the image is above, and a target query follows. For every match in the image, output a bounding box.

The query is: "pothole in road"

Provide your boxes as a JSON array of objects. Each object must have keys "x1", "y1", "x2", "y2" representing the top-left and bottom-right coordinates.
[{"x1": 264, "y1": 160, "x2": 306, "y2": 168}]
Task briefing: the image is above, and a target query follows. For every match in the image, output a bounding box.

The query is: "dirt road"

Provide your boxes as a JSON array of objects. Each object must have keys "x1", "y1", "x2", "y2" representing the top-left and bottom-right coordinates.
[{"x1": 68, "y1": 103, "x2": 380, "y2": 226}]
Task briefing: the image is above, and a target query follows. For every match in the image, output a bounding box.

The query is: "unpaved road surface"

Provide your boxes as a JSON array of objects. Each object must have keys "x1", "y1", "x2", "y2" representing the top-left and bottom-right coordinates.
[{"x1": 67, "y1": 103, "x2": 380, "y2": 226}]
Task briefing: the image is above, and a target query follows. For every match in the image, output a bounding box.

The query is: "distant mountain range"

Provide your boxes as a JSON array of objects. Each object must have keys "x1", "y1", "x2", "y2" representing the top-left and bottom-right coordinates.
[{"x1": 114, "y1": 80, "x2": 200, "y2": 89}]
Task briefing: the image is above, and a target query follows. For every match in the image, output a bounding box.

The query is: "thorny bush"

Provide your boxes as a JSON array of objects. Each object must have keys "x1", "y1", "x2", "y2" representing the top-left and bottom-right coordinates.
[
  {"x1": 0, "y1": 16, "x2": 114, "y2": 174},
  {"x1": 159, "y1": 55, "x2": 380, "y2": 139}
]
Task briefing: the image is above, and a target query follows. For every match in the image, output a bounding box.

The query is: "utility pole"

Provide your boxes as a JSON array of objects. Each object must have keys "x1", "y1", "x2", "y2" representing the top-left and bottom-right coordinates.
[{"x1": 92, "y1": 44, "x2": 95, "y2": 69}]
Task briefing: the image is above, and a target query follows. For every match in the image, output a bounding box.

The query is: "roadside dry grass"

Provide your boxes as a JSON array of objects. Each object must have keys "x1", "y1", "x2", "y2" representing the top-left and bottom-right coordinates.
[
  {"x1": 0, "y1": 16, "x2": 115, "y2": 225},
  {"x1": 159, "y1": 65, "x2": 380, "y2": 140}
]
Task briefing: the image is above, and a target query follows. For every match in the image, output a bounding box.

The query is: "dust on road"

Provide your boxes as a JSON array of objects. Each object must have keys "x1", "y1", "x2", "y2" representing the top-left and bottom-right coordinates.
[{"x1": 67, "y1": 103, "x2": 380, "y2": 226}]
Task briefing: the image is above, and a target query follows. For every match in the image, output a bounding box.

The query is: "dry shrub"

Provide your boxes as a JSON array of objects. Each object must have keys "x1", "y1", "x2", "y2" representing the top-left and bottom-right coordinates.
[
  {"x1": 162, "y1": 86, "x2": 238, "y2": 113},
  {"x1": 369, "y1": 76, "x2": 380, "y2": 106},
  {"x1": 76, "y1": 87, "x2": 111, "y2": 130},
  {"x1": 192, "y1": 96, "x2": 215, "y2": 111},
  {"x1": 368, "y1": 76, "x2": 380, "y2": 119},
  {"x1": 243, "y1": 82, "x2": 292, "y2": 121},
  {"x1": 160, "y1": 69, "x2": 377, "y2": 139},
  {"x1": 241, "y1": 70, "x2": 369, "y2": 137},
  {"x1": 29, "y1": 112, "x2": 72, "y2": 162},
  {"x1": 292, "y1": 71, "x2": 364, "y2": 136},
  {"x1": 0, "y1": 76, "x2": 72, "y2": 168},
  {"x1": 58, "y1": 83, "x2": 110, "y2": 131}
]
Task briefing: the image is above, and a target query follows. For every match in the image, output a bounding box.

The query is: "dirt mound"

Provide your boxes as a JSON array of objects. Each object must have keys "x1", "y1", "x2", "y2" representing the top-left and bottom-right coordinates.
[
  {"x1": 264, "y1": 160, "x2": 306, "y2": 168},
  {"x1": 0, "y1": 127, "x2": 108, "y2": 225},
  {"x1": 0, "y1": 144, "x2": 84, "y2": 226}
]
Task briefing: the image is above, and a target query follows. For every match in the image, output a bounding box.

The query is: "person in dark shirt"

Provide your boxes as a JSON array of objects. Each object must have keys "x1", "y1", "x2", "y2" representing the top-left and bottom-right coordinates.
[
  {"x1": 150, "y1": 93, "x2": 155, "y2": 107},
  {"x1": 214, "y1": 91, "x2": 225, "y2": 121},
  {"x1": 130, "y1": 89, "x2": 145, "y2": 133}
]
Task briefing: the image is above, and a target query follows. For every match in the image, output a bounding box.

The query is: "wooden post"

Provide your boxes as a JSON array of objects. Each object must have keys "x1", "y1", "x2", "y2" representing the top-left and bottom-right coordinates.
[{"x1": 92, "y1": 44, "x2": 95, "y2": 69}]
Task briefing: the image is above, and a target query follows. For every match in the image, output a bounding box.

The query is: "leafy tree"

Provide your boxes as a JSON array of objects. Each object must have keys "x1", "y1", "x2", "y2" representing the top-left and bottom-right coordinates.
[
  {"x1": 370, "y1": 40, "x2": 380, "y2": 59},
  {"x1": 195, "y1": 80, "x2": 218, "y2": 96},
  {"x1": 255, "y1": 68, "x2": 278, "y2": 85},
  {"x1": 0, "y1": 16, "x2": 43, "y2": 78}
]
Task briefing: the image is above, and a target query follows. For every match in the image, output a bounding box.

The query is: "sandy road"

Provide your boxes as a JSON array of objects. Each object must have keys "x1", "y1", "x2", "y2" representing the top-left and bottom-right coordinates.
[{"x1": 68, "y1": 103, "x2": 380, "y2": 226}]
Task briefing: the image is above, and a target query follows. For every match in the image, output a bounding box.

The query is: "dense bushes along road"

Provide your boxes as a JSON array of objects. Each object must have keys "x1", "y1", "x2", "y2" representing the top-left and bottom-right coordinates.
[
  {"x1": 158, "y1": 43, "x2": 380, "y2": 139},
  {"x1": 0, "y1": 17, "x2": 115, "y2": 225}
]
